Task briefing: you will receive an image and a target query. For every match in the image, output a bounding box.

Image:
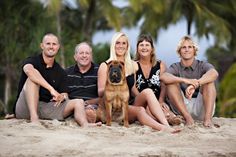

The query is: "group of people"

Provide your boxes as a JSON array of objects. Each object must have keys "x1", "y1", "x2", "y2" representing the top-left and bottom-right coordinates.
[{"x1": 8, "y1": 32, "x2": 218, "y2": 133}]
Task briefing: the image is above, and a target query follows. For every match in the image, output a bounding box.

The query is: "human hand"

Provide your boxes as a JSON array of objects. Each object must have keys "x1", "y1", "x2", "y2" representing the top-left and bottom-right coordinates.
[
  {"x1": 49, "y1": 89, "x2": 64, "y2": 107},
  {"x1": 160, "y1": 102, "x2": 170, "y2": 117},
  {"x1": 183, "y1": 78, "x2": 199, "y2": 89},
  {"x1": 160, "y1": 102, "x2": 170, "y2": 111},
  {"x1": 185, "y1": 85, "x2": 195, "y2": 99}
]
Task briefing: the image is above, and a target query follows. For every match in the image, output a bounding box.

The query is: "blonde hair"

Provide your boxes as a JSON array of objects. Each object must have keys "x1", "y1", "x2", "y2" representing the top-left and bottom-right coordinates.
[
  {"x1": 135, "y1": 34, "x2": 157, "y2": 67},
  {"x1": 176, "y1": 35, "x2": 199, "y2": 56},
  {"x1": 108, "y1": 32, "x2": 134, "y2": 76}
]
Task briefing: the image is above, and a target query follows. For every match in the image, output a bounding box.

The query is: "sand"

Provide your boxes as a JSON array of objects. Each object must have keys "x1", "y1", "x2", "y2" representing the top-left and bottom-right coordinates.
[{"x1": 0, "y1": 117, "x2": 236, "y2": 157}]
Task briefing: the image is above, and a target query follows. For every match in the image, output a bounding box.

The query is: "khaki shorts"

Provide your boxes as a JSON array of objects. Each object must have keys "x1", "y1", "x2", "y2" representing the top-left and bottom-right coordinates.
[
  {"x1": 168, "y1": 92, "x2": 215, "y2": 120},
  {"x1": 15, "y1": 89, "x2": 68, "y2": 120}
]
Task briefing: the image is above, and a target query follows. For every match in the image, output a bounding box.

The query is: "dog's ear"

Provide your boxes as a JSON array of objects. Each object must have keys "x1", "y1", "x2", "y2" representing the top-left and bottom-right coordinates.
[
  {"x1": 107, "y1": 61, "x2": 113, "y2": 69},
  {"x1": 107, "y1": 61, "x2": 112, "y2": 65},
  {"x1": 120, "y1": 61, "x2": 124, "y2": 66}
]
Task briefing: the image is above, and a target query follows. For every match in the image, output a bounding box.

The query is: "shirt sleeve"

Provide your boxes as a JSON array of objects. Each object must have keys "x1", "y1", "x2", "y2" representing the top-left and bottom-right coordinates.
[
  {"x1": 21, "y1": 56, "x2": 38, "y2": 69},
  {"x1": 200, "y1": 61, "x2": 215, "y2": 74},
  {"x1": 166, "y1": 63, "x2": 180, "y2": 76}
]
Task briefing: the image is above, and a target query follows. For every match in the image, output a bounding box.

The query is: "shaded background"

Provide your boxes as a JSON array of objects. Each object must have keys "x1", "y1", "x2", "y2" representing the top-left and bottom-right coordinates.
[{"x1": 0, "y1": 0, "x2": 235, "y2": 118}]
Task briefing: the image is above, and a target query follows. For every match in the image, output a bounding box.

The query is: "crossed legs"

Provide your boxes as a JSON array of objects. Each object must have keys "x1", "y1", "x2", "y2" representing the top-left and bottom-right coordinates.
[
  {"x1": 133, "y1": 88, "x2": 169, "y2": 126},
  {"x1": 128, "y1": 106, "x2": 180, "y2": 133}
]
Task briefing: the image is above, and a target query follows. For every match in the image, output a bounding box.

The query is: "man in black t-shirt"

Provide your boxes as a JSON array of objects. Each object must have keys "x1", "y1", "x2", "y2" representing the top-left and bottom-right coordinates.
[{"x1": 13, "y1": 33, "x2": 101, "y2": 127}]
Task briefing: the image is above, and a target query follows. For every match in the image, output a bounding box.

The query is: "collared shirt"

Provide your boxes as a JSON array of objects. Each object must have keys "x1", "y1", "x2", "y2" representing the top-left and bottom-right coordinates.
[
  {"x1": 167, "y1": 59, "x2": 215, "y2": 97},
  {"x1": 66, "y1": 63, "x2": 98, "y2": 100},
  {"x1": 16, "y1": 53, "x2": 68, "y2": 102}
]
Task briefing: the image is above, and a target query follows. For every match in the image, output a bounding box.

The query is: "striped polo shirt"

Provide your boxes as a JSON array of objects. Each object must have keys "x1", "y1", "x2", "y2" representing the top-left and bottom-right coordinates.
[{"x1": 65, "y1": 63, "x2": 98, "y2": 100}]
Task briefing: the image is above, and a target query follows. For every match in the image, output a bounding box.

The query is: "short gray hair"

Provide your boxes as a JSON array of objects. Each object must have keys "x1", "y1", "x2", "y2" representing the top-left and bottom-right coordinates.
[{"x1": 74, "y1": 42, "x2": 92, "y2": 54}]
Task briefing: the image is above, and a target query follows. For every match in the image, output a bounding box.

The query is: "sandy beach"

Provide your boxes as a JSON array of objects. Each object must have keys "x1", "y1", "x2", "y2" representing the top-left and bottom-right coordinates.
[{"x1": 0, "y1": 117, "x2": 236, "y2": 157}]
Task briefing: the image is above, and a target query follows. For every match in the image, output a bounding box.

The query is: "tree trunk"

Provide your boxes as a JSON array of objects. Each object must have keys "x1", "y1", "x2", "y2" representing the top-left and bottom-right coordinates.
[
  {"x1": 4, "y1": 72, "x2": 11, "y2": 114},
  {"x1": 57, "y1": 12, "x2": 65, "y2": 68},
  {"x1": 187, "y1": 19, "x2": 192, "y2": 35},
  {"x1": 82, "y1": 0, "x2": 95, "y2": 42}
]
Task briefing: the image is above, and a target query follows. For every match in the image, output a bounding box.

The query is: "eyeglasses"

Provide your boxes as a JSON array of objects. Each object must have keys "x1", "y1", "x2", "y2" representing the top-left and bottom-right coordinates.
[{"x1": 181, "y1": 46, "x2": 194, "y2": 50}]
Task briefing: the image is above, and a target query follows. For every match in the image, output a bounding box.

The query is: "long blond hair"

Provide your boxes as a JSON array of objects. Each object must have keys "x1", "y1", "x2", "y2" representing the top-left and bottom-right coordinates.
[{"x1": 107, "y1": 32, "x2": 134, "y2": 76}]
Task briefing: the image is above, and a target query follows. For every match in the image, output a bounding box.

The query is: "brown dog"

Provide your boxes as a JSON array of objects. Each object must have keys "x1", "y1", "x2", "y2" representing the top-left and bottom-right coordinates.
[{"x1": 97, "y1": 60, "x2": 129, "y2": 127}]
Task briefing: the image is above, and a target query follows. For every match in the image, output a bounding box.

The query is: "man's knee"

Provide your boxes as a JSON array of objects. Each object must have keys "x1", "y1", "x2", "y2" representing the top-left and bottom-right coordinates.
[
  {"x1": 201, "y1": 82, "x2": 216, "y2": 94},
  {"x1": 69, "y1": 99, "x2": 85, "y2": 109},
  {"x1": 23, "y1": 78, "x2": 39, "y2": 92}
]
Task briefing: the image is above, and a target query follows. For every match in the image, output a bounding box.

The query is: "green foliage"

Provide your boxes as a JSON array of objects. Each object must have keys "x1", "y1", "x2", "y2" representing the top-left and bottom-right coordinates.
[
  {"x1": 205, "y1": 0, "x2": 236, "y2": 80},
  {"x1": 0, "y1": 0, "x2": 52, "y2": 109},
  {"x1": 218, "y1": 63, "x2": 236, "y2": 117},
  {"x1": 93, "y1": 43, "x2": 110, "y2": 64}
]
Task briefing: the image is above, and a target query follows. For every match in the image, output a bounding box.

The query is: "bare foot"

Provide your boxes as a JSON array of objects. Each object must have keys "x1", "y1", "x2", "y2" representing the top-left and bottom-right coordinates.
[
  {"x1": 85, "y1": 108, "x2": 97, "y2": 123},
  {"x1": 4, "y1": 114, "x2": 15, "y2": 119},
  {"x1": 185, "y1": 115, "x2": 194, "y2": 126},
  {"x1": 162, "y1": 126, "x2": 181, "y2": 134},
  {"x1": 30, "y1": 116, "x2": 40, "y2": 124},
  {"x1": 82, "y1": 122, "x2": 102, "y2": 127},
  {"x1": 203, "y1": 119, "x2": 213, "y2": 128}
]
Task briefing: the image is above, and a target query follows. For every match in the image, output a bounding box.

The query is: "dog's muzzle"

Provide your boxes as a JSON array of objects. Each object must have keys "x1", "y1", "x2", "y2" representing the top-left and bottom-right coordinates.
[{"x1": 109, "y1": 67, "x2": 122, "y2": 83}]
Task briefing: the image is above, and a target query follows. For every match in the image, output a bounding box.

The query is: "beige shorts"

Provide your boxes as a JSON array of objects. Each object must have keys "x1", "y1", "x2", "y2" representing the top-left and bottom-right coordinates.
[
  {"x1": 169, "y1": 92, "x2": 215, "y2": 120},
  {"x1": 15, "y1": 89, "x2": 68, "y2": 120}
]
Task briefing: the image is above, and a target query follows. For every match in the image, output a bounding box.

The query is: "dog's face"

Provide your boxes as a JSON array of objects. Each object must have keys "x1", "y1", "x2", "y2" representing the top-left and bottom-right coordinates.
[{"x1": 107, "y1": 61, "x2": 125, "y2": 85}]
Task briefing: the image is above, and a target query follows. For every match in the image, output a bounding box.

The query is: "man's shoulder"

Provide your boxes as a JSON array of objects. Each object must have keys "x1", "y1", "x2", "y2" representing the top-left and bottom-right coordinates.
[
  {"x1": 22, "y1": 54, "x2": 40, "y2": 66},
  {"x1": 65, "y1": 65, "x2": 75, "y2": 73},
  {"x1": 92, "y1": 62, "x2": 99, "y2": 68},
  {"x1": 195, "y1": 59, "x2": 214, "y2": 68},
  {"x1": 169, "y1": 62, "x2": 181, "y2": 68},
  {"x1": 91, "y1": 63, "x2": 99, "y2": 72}
]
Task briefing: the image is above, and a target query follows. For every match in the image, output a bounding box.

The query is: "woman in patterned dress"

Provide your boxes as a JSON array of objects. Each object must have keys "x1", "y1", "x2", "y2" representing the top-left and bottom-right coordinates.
[{"x1": 134, "y1": 34, "x2": 183, "y2": 125}]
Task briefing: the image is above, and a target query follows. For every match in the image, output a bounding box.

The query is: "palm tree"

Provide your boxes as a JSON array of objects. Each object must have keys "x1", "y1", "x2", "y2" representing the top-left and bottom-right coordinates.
[
  {"x1": 206, "y1": 0, "x2": 236, "y2": 80},
  {"x1": 77, "y1": 0, "x2": 122, "y2": 42},
  {"x1": 41, "y1": 0, "x2": 123, "y2": 67},
  {"x1": 0, "y1": 0, "x2": 48, "y2": 113},
  {"x1": 126, "y1": 0, "x2": 231, "y2": 43},
  {"x1": 43, "y1": 0, "x2": 66, "y2": 67}
]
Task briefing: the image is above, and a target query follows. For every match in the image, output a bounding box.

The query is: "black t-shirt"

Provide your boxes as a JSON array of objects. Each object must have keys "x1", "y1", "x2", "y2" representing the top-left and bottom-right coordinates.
[{"x1": 16, "y1": 53, "x2": 68, "y2": 102}]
